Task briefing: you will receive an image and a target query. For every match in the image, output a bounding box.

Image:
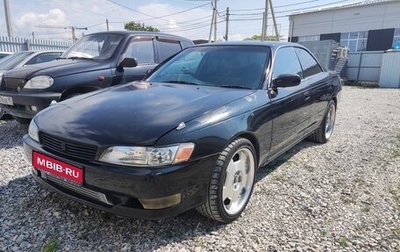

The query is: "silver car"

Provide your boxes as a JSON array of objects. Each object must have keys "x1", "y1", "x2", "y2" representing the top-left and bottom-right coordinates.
[{"x1": 0, "y1": 50, "x2": 63, "y2": 119}]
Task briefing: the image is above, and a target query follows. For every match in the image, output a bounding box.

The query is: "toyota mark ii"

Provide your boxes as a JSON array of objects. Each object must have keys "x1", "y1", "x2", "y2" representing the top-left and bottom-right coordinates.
[{"x1": 23, "y1": 41, "x2": 342, "y2": 223}]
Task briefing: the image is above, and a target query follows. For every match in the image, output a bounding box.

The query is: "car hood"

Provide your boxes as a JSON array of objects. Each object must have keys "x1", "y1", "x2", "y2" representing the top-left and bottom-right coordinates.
[
  {"x1": 36, "y1": 82, "x2": 256, "y2": 146},
  {"x1": 4, "y1": 59, "x2": 110, "y2": 79}
]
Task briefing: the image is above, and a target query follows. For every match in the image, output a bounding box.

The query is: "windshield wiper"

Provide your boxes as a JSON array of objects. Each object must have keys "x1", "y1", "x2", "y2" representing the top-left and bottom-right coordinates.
[
  {"x1": 161, "y1": 80, "x2": 199, "y2": 85},
  {"x1": 67, "y1": 56, "x2": 94, "y2": 60},
  {"x1": 219, "y1": 85, "x2": 251, "y2": 89}
]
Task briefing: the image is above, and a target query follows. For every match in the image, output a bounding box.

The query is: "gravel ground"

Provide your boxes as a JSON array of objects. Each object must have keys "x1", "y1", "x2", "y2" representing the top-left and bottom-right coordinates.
[{"x1": 0, "y1": 86, "x2": 399, "y2": 252}]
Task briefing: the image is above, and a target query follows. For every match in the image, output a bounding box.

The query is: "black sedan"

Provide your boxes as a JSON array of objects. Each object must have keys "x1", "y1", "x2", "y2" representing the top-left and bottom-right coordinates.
[{"x1": 23, "y1": 41, "x2": 341, "y2": 223}]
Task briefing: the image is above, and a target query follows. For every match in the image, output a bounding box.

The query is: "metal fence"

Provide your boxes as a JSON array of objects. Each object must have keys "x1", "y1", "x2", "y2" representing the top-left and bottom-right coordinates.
[
  {"x1": 0, "y1": 36, "x2": 72, "y2": 52},
  {"x1": 346, "y1": 51, "x2": 383, "y2": 83}
]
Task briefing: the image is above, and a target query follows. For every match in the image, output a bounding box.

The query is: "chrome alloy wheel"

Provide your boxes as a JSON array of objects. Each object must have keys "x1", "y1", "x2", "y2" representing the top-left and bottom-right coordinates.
[
  {"x1": 222, "y1": 147, "x2": 255, "y2": 215},
  {"x1": 325, "y1": 103, "x2": 336, "y2": 140}
]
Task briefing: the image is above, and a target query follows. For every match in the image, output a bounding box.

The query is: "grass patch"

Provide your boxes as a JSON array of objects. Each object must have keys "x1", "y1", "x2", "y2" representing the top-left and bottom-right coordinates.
[
  {"x1": 332, "y1": 179, "x2": 345, "y2": 190},
  {"x1": 361, "y1": 205, "x2": 372, "y2": 213},
  {"x1": 392, "y1": 227, "x2": 400, "y2": 238},
  {"x1": 391, "y1": 134, "x2": 400, "y2": 158},
  {"x1": 79, "y1": 224, "x2": 92, "y2": 241},
  {"x1": 337, "y1": 236, "x2": 350, "y2": 247},
  {"x1": 41, "y1": 236, "x2": 59, "y2": 252},
  {"x1": 196, "y1": 238, "x2": 206, "y2": 248},
  {"x1": 389, "y1": 184, "x2": 400, "y2": 207},
  {"x1": 353, "y1": 177, "x2": 366, "y2": 187},
  {"x1": 304, "y1": 164, "x2": 315, "y2": 172},
  {"x1": 272, "y1": 173, "x2": 290, "y2": 182}
]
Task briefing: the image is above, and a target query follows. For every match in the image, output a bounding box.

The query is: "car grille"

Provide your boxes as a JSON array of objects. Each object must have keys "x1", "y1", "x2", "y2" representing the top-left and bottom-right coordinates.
[
  {"x1": 43, "y1": 173, "x2": 112, "y2": 206},
  {"x1": 40, "y1": 133, "x2": 98, "y2": 161},
  {"x1": 1, "y1": 77, "x2": 26, "y2": 92}
]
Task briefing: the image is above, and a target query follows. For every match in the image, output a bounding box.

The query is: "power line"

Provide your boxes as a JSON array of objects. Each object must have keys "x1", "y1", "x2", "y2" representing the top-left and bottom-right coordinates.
[
  {"x1": 106, "y1": 0, "x2": 211, "y2": 23},
  {"x1": 229, "y1": 0, "x2": 320, "y2": 11},
  {"x1": 140, "y1": 2, "x2": 210, "y2": 22}
]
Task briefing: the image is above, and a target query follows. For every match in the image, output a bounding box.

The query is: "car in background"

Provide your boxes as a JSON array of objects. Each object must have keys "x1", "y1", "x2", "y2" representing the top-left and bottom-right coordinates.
[
  {"x1": 0, "y1": 31, "x2": 194, "y2": 123},
  {"x1": 0, "y1": 51, "x2": 13, "y2": 60},
  {"x1": 0, "y1": 50, "x2": 63, "y2": 119},
  {"x1": 24, "y1": 41, "x2": 342, "y2": 223}
]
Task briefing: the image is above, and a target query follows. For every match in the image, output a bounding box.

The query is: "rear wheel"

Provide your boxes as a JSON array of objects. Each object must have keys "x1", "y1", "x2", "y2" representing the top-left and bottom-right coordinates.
[
  {"x1": 196, "y1": 138, "x2": 256, "y2": 223},
  {"x1": 309, "y1": 100, "x2": 336, "y2": 143}
]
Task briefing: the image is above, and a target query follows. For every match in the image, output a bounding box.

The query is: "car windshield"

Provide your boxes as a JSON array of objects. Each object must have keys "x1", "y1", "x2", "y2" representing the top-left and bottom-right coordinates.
[
  {"x1": 0, "y1": 51, "x2": 34, "y2": 70},
  {"x1": 62, "y1": 34, "x2": 124, "y2": 60},
  {"x1": 148, "y1": 45, "x2": 270, "y2": 89}
]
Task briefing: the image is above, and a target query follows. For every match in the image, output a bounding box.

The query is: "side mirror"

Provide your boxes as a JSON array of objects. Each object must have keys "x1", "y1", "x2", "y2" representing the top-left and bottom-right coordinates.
[
  {"x1": 272, "y1": 74, "x2": 301, "y2": 88},
  {"x1": 118, "y1": 57, "x2": 138, "y2": 68}
]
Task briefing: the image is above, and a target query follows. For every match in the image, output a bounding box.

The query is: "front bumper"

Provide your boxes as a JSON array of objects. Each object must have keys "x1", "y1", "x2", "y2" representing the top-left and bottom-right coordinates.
[
  {"x1": 0, "y1": 91, "x2": 61, "y2": 119},
  {"x1": 23, "y1": 135, "x2": 217, "y2": 220}
]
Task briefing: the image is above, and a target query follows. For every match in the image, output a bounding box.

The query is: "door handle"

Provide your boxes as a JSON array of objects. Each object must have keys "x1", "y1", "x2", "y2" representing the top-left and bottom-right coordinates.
[{"x1": 303, "y1": 91, "x2": 310, "y2": 101}]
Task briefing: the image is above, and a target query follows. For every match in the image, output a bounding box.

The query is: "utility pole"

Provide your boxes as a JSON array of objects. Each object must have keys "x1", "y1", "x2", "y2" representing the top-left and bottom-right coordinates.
[
  {"x1": 208, "y1": 8, "x2": 215, "y2": 42},
  {"x1": 213, "y1": 0, "x2": 217, "y2": 42},
  {"x1": 224, "y1": 7, "x2": 229, "y2": 41},
  {"x1": 269, "y1": 0, "x2": 280, "y2": 41},
  {"x1": 4, "y1": 0, "x2": 13, "y2": 37},
  {"x1": 106, "y1": 19, "x2": 109, "y2": 31},
  {"x1": 208, "y1": 0, "x2": 218, "y2": 42},
  {"x1": 261, "y1": 0, "x2": 268, "y2": 41},
  {"x1": 262, "y1": 0, "x2": 279, "y2": 41}
]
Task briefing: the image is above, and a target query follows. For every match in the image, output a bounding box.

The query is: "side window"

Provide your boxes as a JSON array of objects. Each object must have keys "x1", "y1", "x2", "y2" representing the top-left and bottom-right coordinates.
[
  {"x1": 157, "y1": 40, "x2": 182, "y2": 61},
  {"x1": 25, "y1": 53, "x2": 61, "y2": 65},
  {"x1": 181, "y1": 40, "x2": 194, "y2": 49},
  {"x1": 273, "y1": 47, "x2": 303, "y2": 79},
  {"x1": 294, "y1": 48, "x2": 322, "y2": 78},
  {"x1": 124, "y1": 39, "x2": 155, "y2": 65}
]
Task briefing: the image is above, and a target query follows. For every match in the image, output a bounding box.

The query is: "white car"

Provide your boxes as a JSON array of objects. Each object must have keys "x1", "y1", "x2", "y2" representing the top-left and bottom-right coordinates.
[
  {"x1": 0, "y1": 50, "x2": 63, "y2": 119},
  {"x1": 0, "y1": 52, "x2": 13, "y2": 60}
]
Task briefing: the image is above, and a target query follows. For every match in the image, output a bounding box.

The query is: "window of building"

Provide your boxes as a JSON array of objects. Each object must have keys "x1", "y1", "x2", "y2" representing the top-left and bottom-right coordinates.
[
  {"x1": 393, "y1": 28, "x2": 400, "y2": 49},
  {"x1": 298, "y1": 35, "x2": 320, "y2": 42},
  {"x1": 340, "y1": 31, "x2": 368, "y2": 52}
]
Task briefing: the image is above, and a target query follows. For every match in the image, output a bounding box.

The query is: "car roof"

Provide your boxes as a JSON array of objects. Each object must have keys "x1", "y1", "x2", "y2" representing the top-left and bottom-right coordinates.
[
  {"x1": 85, "y1": 31, "x2": 193, "y2": 42},
  {"x1": 192, "y1": 41, "x2": 305, "y2": 50}
]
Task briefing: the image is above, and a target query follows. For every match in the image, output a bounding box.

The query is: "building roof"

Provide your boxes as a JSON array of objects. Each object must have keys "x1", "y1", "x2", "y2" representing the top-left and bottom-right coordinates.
[{"x1": 290, "y1": 0, "x2": 397, "y2": 16}]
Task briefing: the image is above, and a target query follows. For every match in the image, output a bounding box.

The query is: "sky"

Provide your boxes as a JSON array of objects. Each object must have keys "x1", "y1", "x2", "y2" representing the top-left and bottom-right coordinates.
[{"x1": 0, "y1": 0, "x2": 363, "y2": 42}]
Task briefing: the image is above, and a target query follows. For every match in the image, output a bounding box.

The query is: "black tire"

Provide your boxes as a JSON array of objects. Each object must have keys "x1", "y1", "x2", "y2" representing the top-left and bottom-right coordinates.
[
  {"x1": 0, "y1": 107, "x2": 4, "y2": 120},
  {"x1": 308, "y1": 100, "x2": 336, "y2": 143},
  {"x1": 14, "y1": 116, "x2": 31, "y2": 124},
  {"x1": 196, "y1": 138, "x2": 257, "y2": 223}
]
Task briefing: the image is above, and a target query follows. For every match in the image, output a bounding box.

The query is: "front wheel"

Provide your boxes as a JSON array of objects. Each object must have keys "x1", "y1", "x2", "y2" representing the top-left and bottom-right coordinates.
[
  {"x1": 196, "y1": 138, "x2": 257, "y2": 223},
  {"x1": 308, "y1": 100, "x2": 336, "y2": 143}
]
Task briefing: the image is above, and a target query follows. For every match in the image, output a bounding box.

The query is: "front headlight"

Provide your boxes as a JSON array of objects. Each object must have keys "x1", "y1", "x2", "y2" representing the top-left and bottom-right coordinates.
[
  {"x1": 99, "y1": 143, "x2": 195, "y2": 167},
  {"x1": 28, "y1": 120, "x2": 39, "y2": 142},
  {"x1": 23, "y1": 75, "x2": 54, "y2": 89}
]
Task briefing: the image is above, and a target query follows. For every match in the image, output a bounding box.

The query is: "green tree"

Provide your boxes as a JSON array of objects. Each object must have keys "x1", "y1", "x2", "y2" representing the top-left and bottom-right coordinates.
[
  {"x1": 124, "y1": 21, "x2": 160, "y2": 32},
  {"x1": 244, "y1": 34, "x2": 281, "y2": 41}
]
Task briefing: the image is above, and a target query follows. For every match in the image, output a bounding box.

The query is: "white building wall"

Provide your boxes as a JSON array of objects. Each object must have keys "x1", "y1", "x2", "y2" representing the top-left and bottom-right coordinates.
[{"x1": 289, "y1": 1, "x2": 400, "y2": 37}]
